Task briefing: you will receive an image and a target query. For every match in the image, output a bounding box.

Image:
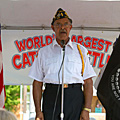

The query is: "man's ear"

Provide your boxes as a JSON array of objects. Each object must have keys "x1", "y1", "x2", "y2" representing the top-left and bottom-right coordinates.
[
  {"x1": 70, "y1": 25, "x2": 72, "y2": 30},
  {"x1": 51, "y1": 25, "x2": 55, "y2": 32}
]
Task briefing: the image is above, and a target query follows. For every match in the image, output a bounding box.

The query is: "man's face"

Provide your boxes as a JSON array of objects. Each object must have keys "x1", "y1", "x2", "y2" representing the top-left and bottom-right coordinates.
[{"x1": 51, "y1": 18, "x2": 72, "y2": 42}]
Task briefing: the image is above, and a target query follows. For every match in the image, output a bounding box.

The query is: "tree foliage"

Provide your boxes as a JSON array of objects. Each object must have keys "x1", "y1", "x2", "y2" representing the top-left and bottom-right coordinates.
[{"x1": 5, "y1": 85, "x2": 20, "y2": 111}]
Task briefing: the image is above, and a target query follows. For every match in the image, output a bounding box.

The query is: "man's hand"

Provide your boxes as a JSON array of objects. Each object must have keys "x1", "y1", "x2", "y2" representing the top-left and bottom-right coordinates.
[
  {"x1": 81, "y1": 78, "x2": 93, "y2": 120},
  {"x1": 33, "y1": 80, "x2": 43, "y2": 120},
  {"x1": 80, "y1": 110, "x2": 89, "y2": 120},
  {"x1": 36, "y1": 111, "x2": 44, "y2": 120}
]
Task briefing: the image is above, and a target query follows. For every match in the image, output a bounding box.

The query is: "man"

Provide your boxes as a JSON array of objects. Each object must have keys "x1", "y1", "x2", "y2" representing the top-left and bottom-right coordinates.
[{"x1": 29, "y1": 8, "x2": 96, "y2": 120}]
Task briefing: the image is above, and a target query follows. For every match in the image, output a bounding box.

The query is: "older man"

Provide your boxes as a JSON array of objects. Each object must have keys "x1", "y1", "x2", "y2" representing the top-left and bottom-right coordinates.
[{"x1": 29, "y1": 8, "x2": 96, "y2": 120}]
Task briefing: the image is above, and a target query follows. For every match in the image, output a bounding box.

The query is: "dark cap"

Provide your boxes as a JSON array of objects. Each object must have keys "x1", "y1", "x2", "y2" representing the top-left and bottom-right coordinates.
[{"x1": 51, "y1": 8, "x2": 72, "y2": 25}]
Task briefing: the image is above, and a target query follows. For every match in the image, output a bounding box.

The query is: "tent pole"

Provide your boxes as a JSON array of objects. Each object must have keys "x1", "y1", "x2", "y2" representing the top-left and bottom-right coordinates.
[
  {"x1": 1, "y1": 25, "x2": 120, "y2": 31},
  {"x1": 20, "y1": 85, "x2": 23, "y2": 120}
]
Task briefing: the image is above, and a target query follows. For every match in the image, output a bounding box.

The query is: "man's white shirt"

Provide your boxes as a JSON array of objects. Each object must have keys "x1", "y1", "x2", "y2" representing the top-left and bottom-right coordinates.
[{"x1": 29, "y1": 39, "x2": 96, "y2": 84}]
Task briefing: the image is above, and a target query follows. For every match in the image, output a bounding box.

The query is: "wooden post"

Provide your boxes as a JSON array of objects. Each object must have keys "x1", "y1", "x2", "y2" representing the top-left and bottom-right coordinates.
[{"x1": 23, "y1": 85, "x2": 27, "y2": 120}]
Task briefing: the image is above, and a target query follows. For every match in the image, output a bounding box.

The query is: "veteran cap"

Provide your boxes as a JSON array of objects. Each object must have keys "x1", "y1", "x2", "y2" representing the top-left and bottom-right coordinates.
[{"x1": 51, "y1": 8, "x2": 72, "y2": 25}]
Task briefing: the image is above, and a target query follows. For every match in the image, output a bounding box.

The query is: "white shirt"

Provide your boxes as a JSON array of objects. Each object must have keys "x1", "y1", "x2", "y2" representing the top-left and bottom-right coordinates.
[{"x1": 29, "y1": 39, "x2": 96, "y2": 84}]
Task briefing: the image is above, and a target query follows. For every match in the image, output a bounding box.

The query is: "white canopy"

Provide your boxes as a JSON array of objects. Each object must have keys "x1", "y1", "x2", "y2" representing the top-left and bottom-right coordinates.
[{"x1": 0, "y1": 0, "x2": 120, "y2": 30}]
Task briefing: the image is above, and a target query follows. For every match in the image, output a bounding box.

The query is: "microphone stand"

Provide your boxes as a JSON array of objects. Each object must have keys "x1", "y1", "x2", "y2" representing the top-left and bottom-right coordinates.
[{"x1": 60, "y1": 40, "x2": 65, "y2": 120}]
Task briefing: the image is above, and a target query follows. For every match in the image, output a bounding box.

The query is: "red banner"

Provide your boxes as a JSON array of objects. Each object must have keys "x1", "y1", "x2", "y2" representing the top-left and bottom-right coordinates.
[{"x1": 0, "y1": 24, "x2": 5, "y2": 108}]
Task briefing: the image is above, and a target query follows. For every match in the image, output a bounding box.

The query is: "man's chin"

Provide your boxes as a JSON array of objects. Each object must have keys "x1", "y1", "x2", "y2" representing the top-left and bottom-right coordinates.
[{"x1": 59, "y1": 36, "x2": 68, "y2": 40}]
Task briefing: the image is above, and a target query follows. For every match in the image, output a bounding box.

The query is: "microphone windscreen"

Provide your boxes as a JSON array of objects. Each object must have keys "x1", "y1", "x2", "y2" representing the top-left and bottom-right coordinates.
[{"x1": 61, "y1": 40, "x2": 65, "y2": 46}]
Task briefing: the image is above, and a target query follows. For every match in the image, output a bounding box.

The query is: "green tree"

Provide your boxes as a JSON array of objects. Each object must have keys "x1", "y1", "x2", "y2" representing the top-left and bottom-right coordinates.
[{"x1": 5, "y1": 85, "x2": 20, "y2": 111}]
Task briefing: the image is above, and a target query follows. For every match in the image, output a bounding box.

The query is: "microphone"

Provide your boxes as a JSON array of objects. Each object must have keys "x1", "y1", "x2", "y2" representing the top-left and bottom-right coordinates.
[
  {"x1": 61, "y1": 40, "x2": 65, "y2": 51},
  {"x1": 52, "y1": 40, "x2": 66, "y2": 120},
  {"x1": 60, "y1": 40, "x2": 66, "y2": 120}
]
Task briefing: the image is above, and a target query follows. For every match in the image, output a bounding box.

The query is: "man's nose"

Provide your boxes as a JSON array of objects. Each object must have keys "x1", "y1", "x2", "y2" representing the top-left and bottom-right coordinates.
[{"x1": 61, "y1": 24, "x2": 65, "y2": 29}]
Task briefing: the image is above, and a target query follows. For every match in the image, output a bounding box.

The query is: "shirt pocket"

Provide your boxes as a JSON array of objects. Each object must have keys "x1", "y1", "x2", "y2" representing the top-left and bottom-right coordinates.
[
  {"x1": 44, "y1": 57, "x2": 59, "y2": 74},
  {"x1": 67, "y1": 55, "x2": 82, "y2": 74}
]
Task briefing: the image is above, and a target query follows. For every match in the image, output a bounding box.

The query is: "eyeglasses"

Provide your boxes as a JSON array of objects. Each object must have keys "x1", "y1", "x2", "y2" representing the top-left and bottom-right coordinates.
[{"x1": 54, "y1": 22, "x2": 71, "y2": 28}]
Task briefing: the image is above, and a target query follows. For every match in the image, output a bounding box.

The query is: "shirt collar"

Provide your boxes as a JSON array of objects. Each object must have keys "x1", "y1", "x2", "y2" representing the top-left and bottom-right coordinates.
[
  {"x1": 67, "y1": 38, "x2": 73, "y2": 49},
  {"x1": 52, "y1": 38, "x2": 73, "y2": 49},
  {"x1": 53, "y1": 39, "x2": 60, "y2": 47}
]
